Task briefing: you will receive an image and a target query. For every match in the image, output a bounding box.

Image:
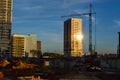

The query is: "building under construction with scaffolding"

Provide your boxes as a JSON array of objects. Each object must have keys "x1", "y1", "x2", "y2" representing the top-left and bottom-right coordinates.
[{"x1": 0, "y1": 0, "x2": 12, "y2": 58}]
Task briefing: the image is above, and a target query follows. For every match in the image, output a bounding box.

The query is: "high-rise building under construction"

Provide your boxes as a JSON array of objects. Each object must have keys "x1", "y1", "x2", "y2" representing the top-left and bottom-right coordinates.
[
  {"x1": 64, "y1": 18, "x2": 83, "y2": 57},
  {"x1": 0, "y1": 0, "x2": 12, "y2": 57}
]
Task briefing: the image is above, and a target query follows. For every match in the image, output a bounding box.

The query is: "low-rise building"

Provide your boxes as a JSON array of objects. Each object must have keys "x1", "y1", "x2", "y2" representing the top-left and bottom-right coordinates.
[
  {"x1": 12, "y1": 34, "x2": 25, "y2": 57},
  {"x1": 12, "y1": 34, "x2": 41, "y2": 58}
]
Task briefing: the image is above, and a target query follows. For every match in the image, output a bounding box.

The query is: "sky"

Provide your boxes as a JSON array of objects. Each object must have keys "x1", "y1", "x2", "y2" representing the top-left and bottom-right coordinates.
[{"x1": 12, "y1": 0, "x2": 120, "y2": 54}]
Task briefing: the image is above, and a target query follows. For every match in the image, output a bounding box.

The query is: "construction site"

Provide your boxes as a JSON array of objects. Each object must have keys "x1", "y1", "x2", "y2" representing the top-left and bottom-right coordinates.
[{"x1": 0, "y1": 0, "x2": 120, "y2": 80}]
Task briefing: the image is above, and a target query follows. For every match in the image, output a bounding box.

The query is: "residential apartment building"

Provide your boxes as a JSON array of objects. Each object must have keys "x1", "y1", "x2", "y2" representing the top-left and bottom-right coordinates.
[
  {"x1": 64, "y1": 18, "x2": 83, "y2": 57},
  {"x1": 25, "y1": 34, "x2": 37, "y2": 57},
  {"x1": 12, "y1": 34, "x2": 39, "y2": 58},
  {"x1": 0, "y1": 0, "x2": 13, "y2": 57},
  {"x1": 37, "y1": 41, "x2": 41, "y2": 51},
  {"x1": 12, "y1": 34, "x2": 25, "y2": 57}
]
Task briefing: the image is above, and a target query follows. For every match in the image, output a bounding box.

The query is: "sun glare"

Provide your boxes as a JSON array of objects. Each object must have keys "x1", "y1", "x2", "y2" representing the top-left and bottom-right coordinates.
[{"x1": 76, "y1": 34, "x2": 83, "y2": 40}]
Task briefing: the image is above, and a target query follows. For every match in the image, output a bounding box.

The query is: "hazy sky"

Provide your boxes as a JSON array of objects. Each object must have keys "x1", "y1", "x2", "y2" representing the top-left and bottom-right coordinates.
[{"x1": 12, "y1": 0, "x2": 120, "y2": 54}]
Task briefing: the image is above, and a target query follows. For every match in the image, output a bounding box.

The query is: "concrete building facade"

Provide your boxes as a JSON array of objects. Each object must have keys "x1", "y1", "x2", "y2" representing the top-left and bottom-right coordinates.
[
  {"x1": 12, "y1": 34, "x2": 25, "y2": 57},
  {"x1": 0, "y1": 0, "x2": 13, "y2": 57},
  {"x1": 37, "y1": 41, "x2": 41, "y2": 51},
  {"x1": 12, "y1": 34, "x2": 39, "y2": 58},
  {"x1": 64, "y1": 18, "x2": 83, "y2": 57},
  {"x1": 25, "y1": 34, "x2": 37, "y2": 57}
]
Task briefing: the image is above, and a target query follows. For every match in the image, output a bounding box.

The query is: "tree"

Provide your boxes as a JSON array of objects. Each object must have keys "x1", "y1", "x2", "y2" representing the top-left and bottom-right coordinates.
[
  {"x1": 43, "y1": 52, "x2": 63, "y2": 58},
  {"x1": 30, "y1": 50, "x2": 42, "y2": 58}
]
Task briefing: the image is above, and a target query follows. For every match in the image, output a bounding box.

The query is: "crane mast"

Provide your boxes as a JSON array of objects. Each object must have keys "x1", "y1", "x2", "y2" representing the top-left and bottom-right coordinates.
[{"x1": 89, "y1": 3, "x2": 93, "y2": 55}]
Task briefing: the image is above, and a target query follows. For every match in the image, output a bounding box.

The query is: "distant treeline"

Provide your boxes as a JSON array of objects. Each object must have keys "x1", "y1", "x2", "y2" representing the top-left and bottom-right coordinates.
[{"x1": 43, "y1": 52, "x2": 63, "y2": 58}]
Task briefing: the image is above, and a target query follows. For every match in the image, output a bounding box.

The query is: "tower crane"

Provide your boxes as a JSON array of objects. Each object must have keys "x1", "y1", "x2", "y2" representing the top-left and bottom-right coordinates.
[{"x1": 62, "y1": 3, "x2": 96, "y2": 56}]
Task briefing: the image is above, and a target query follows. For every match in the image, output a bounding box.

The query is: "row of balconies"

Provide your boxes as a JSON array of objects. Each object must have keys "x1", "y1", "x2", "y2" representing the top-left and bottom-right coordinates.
[
  {"x1": 0, "y1": 30, "x2": 11, "y2": 33},
  {"x1": 0, "y1": 33, "x2": 10, "y2": 36},
  {"x1": 12, "y1": 49, "x2": 24, "y2": 52},
  {"x1": 0, "y1": 35, "x2": 10, "y2": 38}
]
